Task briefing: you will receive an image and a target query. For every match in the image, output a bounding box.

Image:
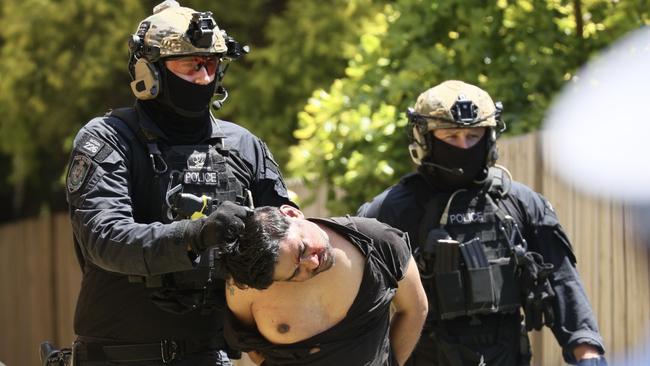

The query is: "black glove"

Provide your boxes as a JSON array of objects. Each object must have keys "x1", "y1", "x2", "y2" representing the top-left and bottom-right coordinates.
[
  {"x1": 519, "y1": 251, "x2": 556, "y2": 331},
  {"x1": 576, "y1": 356, "x2": 608, "y2": 366},
  {"x1": 184, "y1": 201, "x2": 252, "y2": 253}
]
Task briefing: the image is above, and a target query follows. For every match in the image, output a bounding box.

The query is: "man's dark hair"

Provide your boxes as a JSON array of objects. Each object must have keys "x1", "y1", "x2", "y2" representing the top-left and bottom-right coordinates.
[{"x1": 221, "y1": 206, "x2": 291, "y2": 290}]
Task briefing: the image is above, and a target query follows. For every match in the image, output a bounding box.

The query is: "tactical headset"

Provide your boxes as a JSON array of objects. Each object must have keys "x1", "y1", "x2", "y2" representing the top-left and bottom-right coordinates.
[
  {"x1": 406, "y1": 82, "x2": 506, "y2": 174},
  {"x1": 127, "y1": 5, "x2": 248, "y2": 108}
]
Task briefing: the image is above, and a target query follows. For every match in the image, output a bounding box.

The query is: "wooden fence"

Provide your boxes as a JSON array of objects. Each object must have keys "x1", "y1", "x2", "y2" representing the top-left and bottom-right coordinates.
[{"x1": 0, "y1": 132, "x2": 648, "y2": 365}]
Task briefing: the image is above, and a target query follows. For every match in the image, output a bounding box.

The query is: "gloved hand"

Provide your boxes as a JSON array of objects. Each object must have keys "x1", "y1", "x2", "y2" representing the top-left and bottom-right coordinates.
[
  {"x1": 576, "y1": 356, "x2": 608, "y2": 366},
  {"x1": 519, "y1": 251, "x2": 556, "y2": 331},
  {"x1": 184, "y1": 201, "x2": 252, "y2": 253}
]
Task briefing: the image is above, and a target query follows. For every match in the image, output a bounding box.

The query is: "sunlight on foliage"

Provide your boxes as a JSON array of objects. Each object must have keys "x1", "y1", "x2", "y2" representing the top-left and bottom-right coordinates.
[{"x1": 287, "y1": 0, "x2": 649, "y2": 214}]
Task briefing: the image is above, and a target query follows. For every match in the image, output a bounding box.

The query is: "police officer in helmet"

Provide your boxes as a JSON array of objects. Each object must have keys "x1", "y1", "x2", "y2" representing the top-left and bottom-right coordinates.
[
  {"x1": 64, "y1": 1, "x2": 294, "y2": 364},
  {"x1": 358, "y1": 80, "x2": 607, "y2": 365}
]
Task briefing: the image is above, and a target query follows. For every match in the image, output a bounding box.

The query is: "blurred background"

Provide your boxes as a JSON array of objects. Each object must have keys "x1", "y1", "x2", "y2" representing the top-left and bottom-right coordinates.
[{"x1": 0, "y1": 0, "x2": 648, "y2": 365}]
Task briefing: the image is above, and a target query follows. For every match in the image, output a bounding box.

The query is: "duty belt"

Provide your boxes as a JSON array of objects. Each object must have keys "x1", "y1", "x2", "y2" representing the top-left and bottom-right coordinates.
[{"x1": 75, "y1": 336, "x2": 226, "y2": 364}]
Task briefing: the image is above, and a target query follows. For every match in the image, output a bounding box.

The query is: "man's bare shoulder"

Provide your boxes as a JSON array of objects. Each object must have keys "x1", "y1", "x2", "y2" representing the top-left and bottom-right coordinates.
[
  {"x1": 225, "y1": 279, "x2": 258, "y2": 327},
  {"x1": 227, "y1": 238, "x2": 365, "y2": 344}
]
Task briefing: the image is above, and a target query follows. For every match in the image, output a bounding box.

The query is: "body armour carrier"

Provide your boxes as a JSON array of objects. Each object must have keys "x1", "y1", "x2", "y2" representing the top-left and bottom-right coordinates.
[
  {"x1": 109, "y1": 108, "x2": 249, "y2": 315},
  {"x1": 417, "y1": 168, "x2": 522, "y2": 320}
]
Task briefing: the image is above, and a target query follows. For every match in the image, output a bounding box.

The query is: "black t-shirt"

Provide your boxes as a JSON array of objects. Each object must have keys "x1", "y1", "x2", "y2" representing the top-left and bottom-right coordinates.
[
  {"x1": 66, "y1": 105, "x2": 293, "y2": 342},
  {"x1": 224, "y1": 216, "x2": 412, "y2": 365}
]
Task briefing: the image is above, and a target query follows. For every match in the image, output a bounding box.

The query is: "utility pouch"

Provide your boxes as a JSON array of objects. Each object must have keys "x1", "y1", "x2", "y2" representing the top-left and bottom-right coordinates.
[
  {"x1": 435, "y1": 270, "x2": 465, "y2": 319},
  {"x1": 460, "y1": 238, "x2": 496, "y2": 314},
  {"x1": 416, "y1": 228, "x2": 450, "y2": 278},
  {"x1": 434, "y1": 239, "x2": 466, "y2": 319},
  {"x1": 466, "y1": 267, "x2": 495, "y2": 312},
  {"x1": 491, "y1": 259, "x2": 521, "y2": 312}
]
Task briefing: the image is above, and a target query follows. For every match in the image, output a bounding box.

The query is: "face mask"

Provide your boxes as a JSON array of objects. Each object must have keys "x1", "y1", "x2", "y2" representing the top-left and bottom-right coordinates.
[
  {"x1": 423, "y1": 133, "x2": 488, "y2": 190},
  {"x1": 162, "y1": 68, "x2": 216, "y2": 117}
]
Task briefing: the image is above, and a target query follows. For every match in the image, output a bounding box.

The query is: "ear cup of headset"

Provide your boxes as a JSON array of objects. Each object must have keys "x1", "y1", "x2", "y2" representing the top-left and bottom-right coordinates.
[
  {"x1": 487, "y1": 128, "x2": 499, "y2": 166},
  {"x1": 130, "y1": 58, "x2": 160, "y2": 100}
]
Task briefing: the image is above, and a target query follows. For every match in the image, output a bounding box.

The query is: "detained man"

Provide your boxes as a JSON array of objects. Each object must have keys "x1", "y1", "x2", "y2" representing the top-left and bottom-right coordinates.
[{"x1": 221, "y1": 205, "x2": 428, "y2": 366}]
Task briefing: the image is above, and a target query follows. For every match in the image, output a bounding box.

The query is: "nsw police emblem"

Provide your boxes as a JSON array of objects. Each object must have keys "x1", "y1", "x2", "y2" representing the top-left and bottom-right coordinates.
[{"x1": 67, "y1": 154, "x2": 92, "y2": 193}]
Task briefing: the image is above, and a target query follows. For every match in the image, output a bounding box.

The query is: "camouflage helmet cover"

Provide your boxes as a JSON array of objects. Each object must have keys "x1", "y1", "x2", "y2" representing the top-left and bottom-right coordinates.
[
  {"x1": 413, "y1": 80, "x2": 498, "y2": 129},
  {"x1": 407, "y1": 80, "x2": 503, "y2": 167},
  {"x1": 135, "y1": 0, "x2": 227, "y2": 60}
]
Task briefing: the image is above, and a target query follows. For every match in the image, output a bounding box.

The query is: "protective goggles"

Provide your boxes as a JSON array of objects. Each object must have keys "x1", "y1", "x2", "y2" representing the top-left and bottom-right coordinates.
[{"x1": 165, "y1": 55, "x2": 219, "y2": 76}]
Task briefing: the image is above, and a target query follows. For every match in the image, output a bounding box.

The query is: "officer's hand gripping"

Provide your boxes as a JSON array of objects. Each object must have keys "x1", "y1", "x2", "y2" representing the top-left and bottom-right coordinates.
[{"x1": 185, "y1": 201, "x2": 252, "y2": 253}]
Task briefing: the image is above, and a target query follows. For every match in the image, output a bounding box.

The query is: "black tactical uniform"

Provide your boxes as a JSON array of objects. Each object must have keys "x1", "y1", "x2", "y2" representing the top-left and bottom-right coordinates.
[
  {"x1": 357, "y1": 80, "x2": 607, "y2": 365},
  {"x1": 59, "y1": 1, "x2": 295, "y2": 364},
  {"x1": 358, "y1": 168, "x2": 605, "y2": 365},
  {"x1": 66, "y1": 102, "x2": 293, "y2": 364}
]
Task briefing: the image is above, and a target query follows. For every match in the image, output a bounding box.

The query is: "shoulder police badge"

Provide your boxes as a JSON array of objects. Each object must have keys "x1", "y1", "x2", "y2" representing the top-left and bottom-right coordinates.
[{"x1": 67, "y1": 154, "x2": 93, "y2": 193}]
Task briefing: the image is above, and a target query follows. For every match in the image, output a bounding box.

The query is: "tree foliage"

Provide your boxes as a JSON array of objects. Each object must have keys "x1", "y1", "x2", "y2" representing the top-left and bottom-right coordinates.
[
  {"x1": 221, "y1": 0, "x2": 386, "y2": 166},
  {"x1": 288, "y1": 0, "x2": 650, "y2": 215},
  {"x1": 0, "y1": 0, "x2": 379, "y2": 220},
  {"x1": 0, "y1": 0, "x2": 646, "y2": 220},
  {"x1": 0, "y1": 0, "x2": 144, "y2": 219}
]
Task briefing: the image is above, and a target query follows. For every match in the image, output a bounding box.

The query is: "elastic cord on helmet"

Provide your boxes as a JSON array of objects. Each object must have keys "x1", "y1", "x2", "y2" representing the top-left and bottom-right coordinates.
[
  {"x1": 406, "y1": 102, "x2": 506, "y2": 170},
  {"x1": 406, "y1": 105, "x2": 501, "y2": 127}
]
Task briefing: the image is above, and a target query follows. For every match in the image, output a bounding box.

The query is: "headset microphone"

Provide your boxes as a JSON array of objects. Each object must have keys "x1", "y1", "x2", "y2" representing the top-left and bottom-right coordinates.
[
  {"x1": 211, "y1": 85, "x2": 228, "y2": 110},
  {"x1": 421, "y1": 161, "x2": 464, "y2": 176}
]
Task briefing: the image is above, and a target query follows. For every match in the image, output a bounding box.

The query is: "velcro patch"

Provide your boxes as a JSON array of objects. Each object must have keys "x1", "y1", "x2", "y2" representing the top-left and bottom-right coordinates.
[
  {"x1": 67, "y1": 154, "x2": 93, "y2": 193},
  {"x1": 78, "y1": 133, "x2": 105, "y2": 158}
]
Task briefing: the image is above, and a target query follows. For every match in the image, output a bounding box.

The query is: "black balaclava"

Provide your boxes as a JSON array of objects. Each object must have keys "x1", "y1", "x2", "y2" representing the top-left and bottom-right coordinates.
[
  {"x1": 420, "y1": 132, "x2": 489, "y2": 191},
  {"x1": 162, "y1": 66, "x2": 216, "y2": 115},
  {"x1": 139, "y1": 64, "x2": 216, "y2": 144}
]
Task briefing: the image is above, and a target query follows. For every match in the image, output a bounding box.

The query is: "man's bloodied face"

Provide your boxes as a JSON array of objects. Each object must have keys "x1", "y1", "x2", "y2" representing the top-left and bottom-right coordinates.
[{"x1": 273, "y1": 216, "x2": 335, "y2": 283}]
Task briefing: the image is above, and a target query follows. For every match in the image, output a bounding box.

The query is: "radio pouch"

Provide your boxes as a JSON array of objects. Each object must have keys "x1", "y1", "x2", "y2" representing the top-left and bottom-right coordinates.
[
  {"x1": 434, "y1": 239, "x2": 466, "y2": 319},
  {"x1": 460, "y1": 238, "x2": 496, "y2": 314}
]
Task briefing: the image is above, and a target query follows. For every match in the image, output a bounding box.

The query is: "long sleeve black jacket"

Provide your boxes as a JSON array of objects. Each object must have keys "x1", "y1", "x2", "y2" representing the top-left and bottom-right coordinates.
[
  {"x1": 358, "y1": 171, "x2": 605, "y2": 364},
  {"x1": 66, "y1": 104, "x2": 292, "y2": 342}
]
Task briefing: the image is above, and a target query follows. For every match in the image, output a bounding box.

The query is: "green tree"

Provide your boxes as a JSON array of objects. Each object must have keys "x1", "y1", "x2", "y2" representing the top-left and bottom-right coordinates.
[
  {"x1": 0, "y1": 0, "x2": 145, "y2": 219},
  {"x1": 221, "y1": 0, "x2": 387, "y2": 166},
  {"x1": 288, "y1": 0, "x2": 650, "y2": 214},
  {"x1": 0, "y1": 0, "x2": 382, "y2": 221}
]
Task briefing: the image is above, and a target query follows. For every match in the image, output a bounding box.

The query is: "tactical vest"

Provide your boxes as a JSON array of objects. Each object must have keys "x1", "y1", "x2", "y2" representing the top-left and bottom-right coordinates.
[
  {"x1": 157, "y1": 142, "x2": 247, "y2": 222},
  {"x1": 418, "y1": 168, "x2": 522, "y2": 320},
  {"x1": 109, "y1": 108, "x2": 249, "y2": 314}
]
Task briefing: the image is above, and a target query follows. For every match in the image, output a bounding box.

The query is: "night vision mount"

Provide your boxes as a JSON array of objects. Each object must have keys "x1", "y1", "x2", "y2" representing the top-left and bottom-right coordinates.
[
  {"x1": 187, "y1": 11, "x2": 216, "y2": 49},
  {"x1": 187, "y1": 11, "x2": 250, "y2": 61},
  {"x1": 450, "y1": 95, "x2": 479, "y2": 125},
  {"x1": 406, "y1": 99, "x2": 505, "y2": 130}
]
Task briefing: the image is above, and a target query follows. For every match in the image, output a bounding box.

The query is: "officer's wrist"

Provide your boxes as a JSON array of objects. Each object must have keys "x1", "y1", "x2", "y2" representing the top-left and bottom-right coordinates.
[
  {"x1": 576, "y1": 355, "x2": 607, "y2": 366},
  {"x1": 181, "y1": 217, "x2": 206, "y2": 253}
]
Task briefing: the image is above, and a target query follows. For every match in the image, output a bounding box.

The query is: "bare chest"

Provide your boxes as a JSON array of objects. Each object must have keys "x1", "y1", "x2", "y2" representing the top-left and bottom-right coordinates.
[{"x1": 252, "y1": 251, "x2": 365, "y2": 344}]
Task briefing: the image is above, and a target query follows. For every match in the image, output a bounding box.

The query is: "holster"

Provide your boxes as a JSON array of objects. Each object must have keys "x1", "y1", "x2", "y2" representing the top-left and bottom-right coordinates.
[{"x1": 40, "y1": 341, "x2": 75, "y2": 366}]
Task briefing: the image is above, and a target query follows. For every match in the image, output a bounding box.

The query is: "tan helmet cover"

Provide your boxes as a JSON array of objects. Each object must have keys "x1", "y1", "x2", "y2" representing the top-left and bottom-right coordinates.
[
  {"x1": 138, "y1": 0, "x2": 227, "y2": 59},
  {"x1": 408, "y1": 80, "x2": 499, "y2": 166},
  {"x1": 414, "y1": 80, "x2": 497, "y2": 129},
  {"x1": 129, "y1": 1, "x2": 228, "y2": 100}
]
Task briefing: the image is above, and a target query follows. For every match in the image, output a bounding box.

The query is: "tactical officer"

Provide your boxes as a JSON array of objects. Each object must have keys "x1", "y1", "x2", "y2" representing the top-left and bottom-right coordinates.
[
  {"x1": 63, "y1": 1, "x2": 293, "y2": 365},
  {"x1": 358, "y1": 80, "x2": 607, "y2": 366}
]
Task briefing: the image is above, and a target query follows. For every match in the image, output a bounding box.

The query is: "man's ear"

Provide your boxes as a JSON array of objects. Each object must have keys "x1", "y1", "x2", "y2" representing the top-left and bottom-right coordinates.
[{"x1": 279, "y1": 204, "x2": 304, "y2": 219}]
